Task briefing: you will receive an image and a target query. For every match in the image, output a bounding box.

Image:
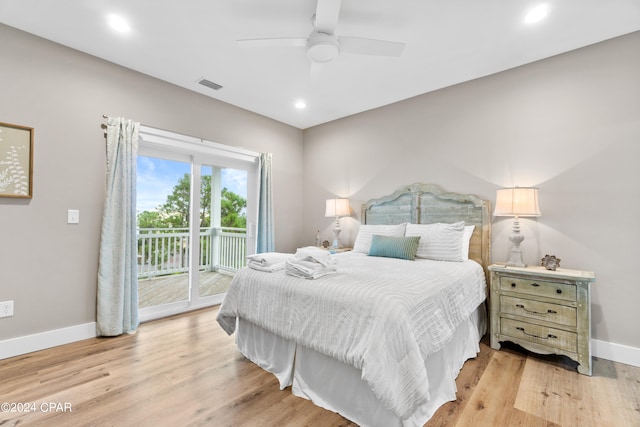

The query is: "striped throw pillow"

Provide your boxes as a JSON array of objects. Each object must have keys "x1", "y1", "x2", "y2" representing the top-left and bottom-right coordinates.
[
  {"x1": 353, "y1": 223, "x2": 407, "y2": 254},
  {"x1": 405, "y1": 221, "x2": 465, "y2": 262},
  {"x1": 368, "y1": 235, "x2": 421, "y2": 261}
]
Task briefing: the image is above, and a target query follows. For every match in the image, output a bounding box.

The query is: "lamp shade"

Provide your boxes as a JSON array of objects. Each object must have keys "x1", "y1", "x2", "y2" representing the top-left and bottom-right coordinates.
[
  {"x1": 325, "y1": 198, "x2": 350, "y2": 217},
  {"x1": 494, "y1": 187, "x2": 541, "y2": 217}
]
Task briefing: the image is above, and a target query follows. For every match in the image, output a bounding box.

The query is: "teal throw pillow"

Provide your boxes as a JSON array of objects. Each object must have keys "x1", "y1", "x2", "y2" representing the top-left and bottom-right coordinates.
[{"x1": 368, "y1": 234, "x2": 421, "y2": 261}]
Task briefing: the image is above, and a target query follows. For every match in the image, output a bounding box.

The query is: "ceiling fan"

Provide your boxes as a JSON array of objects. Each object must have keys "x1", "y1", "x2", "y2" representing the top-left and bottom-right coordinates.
[{"x1": 237, "y1": 0, "x2": 406, "y2": 63}]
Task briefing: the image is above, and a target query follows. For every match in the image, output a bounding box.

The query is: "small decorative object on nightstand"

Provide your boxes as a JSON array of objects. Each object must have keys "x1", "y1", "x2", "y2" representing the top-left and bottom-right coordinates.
[
  {"x1": 541, "y1": 254, "x2": 561, "y2": 270},
  {"x1": 488, "y1": 263, "x2": 596, "y2": 375}
]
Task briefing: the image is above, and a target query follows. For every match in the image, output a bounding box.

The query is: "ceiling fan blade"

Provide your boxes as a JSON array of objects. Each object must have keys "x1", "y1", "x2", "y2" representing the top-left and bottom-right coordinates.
[
  {"x1": 237, "y1": 38, "x2": 307, "y2": 48},
  {"x1": 314, "y1": 0, "x2": 342, "y2": 34},
  {"x1": 340, "y1": 36, "x2": 406, "y2": 57}
]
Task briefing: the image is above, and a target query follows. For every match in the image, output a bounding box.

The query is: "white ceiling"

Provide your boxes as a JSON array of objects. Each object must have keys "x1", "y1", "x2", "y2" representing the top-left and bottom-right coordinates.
[{"x1": 1, "y1": 0, "x2": 639, "y2": 129}]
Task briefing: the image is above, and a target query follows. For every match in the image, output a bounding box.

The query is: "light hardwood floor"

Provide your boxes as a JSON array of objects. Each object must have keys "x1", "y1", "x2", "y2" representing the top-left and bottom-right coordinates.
[{"x1": 1, "y1": 307, "x2": 638, "y2": 427}]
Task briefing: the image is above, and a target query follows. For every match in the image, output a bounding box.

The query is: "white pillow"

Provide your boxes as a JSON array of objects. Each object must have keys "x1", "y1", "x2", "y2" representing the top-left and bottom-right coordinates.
[
  {"x1": 461, "y1": 225, "x2": 475, "y2": 261},
  {"x1": 353, "y1": 223, "x2": 407, "y2": 254},
  {"x1": 405, "y1": 221, "x2": 466, "y2": 262}
]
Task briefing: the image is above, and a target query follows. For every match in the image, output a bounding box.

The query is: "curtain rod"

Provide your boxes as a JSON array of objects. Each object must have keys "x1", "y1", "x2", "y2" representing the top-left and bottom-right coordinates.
[
  {"x1": 101, "y1": 114, "x2": 109, "y2": 132},
  {"x1": 102, "y1": 114, "x2": 147, "y2": 128},
  {"x1": 102, "y1": 114, "x2": 142, "y2": 131},
  {"x1": 102, "y1": 115, "x2": 162, "y2": 135}
]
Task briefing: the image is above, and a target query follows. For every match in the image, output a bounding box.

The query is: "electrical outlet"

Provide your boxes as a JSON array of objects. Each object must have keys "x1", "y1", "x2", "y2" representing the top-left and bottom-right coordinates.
[{"x1": 0, "y1": 300, "x2": 14, "y2": 318}]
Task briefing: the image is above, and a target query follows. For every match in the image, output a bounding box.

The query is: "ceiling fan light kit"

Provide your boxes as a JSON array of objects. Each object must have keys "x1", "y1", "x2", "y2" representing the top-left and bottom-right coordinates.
[
  {"x1": 237, "y1": 0, "x2": 406, "y2": 65},
  {"x1": 306, "y1": 31, "x2": 341, "y2": 63}
]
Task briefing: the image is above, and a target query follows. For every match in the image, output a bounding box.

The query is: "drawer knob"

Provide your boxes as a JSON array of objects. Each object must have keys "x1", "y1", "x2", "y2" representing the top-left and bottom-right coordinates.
[
  {"x1": 516, "y1": 326, "x2": 557, "y2": 340},
  {"x1": 530, "y1": 283, "x2": 540, "y2": 287},
  {"x1": 556, "y1": 289, "x2": 562, "y2": 294}
]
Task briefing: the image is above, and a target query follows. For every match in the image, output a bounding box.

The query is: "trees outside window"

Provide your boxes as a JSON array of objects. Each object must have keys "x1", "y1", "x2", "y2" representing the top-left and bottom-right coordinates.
[{"x1": 137, "y1": 173, "x2": 246, "y2": 229}]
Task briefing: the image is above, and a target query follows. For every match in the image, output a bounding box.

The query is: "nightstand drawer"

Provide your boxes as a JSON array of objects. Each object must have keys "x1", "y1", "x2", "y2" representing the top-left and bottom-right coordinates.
[
  {"x1": 500, "y1": 295, "x2": 576, "y2": 327},
  {"x1": 501, "y1": 318, "x2": 577, "y2": 353},
  {"x1": 500, "y1": 276, "x2": 576, "y2": 301}
]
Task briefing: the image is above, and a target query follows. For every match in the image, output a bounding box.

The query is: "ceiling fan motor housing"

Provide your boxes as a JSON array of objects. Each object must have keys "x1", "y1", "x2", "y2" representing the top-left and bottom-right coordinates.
[{"x1": 306, "y1": 30, "x2": 340, "y2": 63}]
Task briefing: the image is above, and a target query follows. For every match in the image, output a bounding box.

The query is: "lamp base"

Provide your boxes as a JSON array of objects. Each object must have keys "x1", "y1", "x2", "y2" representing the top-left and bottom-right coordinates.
[
  {"x1": 506, "y1": 247, "x2": 526, "y2": 267},
  {"x1": 506, "y1": 217, "x2": 526, "y2": 267},
  {"x1": 331, "y1": 217, "x2": 342, "y2": 249}
]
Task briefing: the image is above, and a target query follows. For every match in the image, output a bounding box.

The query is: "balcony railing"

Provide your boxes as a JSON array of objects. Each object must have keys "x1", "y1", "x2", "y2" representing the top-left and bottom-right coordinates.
[{"x1": 137, "y1": 227, "x2": 246, "y2": 279}]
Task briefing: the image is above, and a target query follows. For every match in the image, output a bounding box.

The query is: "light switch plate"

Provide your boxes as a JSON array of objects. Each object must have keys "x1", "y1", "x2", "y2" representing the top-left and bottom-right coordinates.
[{"x1": 67, "y1": 209, "x2": 80, "y2": 224}]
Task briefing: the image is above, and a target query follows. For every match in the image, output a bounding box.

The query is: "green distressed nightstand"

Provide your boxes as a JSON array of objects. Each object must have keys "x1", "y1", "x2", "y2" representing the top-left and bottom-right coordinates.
[{"x1": 488, "y1": 263, "x2": 596, "y2": 375}]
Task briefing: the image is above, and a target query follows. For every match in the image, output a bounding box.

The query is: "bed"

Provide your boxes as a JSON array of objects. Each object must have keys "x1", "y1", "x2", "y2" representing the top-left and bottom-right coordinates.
[{"x1": 217, "y1": 183, "x2": 491, "y2": 427}]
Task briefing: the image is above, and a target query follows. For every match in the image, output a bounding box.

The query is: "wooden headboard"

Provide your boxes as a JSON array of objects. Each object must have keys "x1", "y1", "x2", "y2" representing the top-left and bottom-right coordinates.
[{"x1": 361, "y1": 183, "x2": 491, "y2": 276}]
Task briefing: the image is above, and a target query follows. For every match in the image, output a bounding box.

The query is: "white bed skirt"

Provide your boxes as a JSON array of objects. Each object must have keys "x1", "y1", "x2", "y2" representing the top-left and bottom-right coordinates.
[{"x1": 235, "y1": 303, "x2": 486, "y2": 427}]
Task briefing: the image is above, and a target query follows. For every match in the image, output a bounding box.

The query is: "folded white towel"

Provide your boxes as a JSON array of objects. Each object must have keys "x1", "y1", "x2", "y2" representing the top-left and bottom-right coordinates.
[
  {"x1": 285, "y1": 247, "x2": 337, "y2": 279},
  {"x1": 285, "y1": 259, "x2": 337, "y2": 279},
  {"x1": 294, "y1": 246, "x2": 335, "y2": 267},
  {"x1": 248, "y1": 261, "x2": 287, "y2": 272},
  {"x1": 247, "y1": 252, "x2": 292, "y2": 266},
  {"x1": 247, "y1": 252, "x2": 293, "y2": 272}
]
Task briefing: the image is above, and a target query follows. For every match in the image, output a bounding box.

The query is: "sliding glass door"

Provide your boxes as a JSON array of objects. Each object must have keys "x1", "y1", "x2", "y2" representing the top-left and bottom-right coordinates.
[
  {"x1": 137, "y1": 156, "x2": 192, "y2": 309},
  {"x1": 197, "y1": 164, "x2": 248, "y2": 299},
  {"x1": 136, "y1": 127, "x2": 258, "y2": 322}
]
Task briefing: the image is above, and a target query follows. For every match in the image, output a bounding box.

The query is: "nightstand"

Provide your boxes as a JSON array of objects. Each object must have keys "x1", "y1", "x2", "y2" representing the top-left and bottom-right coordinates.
[{"x1": 488, "y1": 263, "x2": 596, "y2": 375}]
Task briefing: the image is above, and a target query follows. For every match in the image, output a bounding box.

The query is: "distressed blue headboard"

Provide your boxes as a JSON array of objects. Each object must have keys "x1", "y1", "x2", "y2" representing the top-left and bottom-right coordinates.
[{"x1": 362, "y1": 183, "x2": 491, "y2": 274}]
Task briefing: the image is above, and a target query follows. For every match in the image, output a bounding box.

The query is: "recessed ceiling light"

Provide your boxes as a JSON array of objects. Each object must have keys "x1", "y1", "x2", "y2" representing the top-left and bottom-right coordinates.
[
  {"x1": 524, "y1": 4, "x2": 550, "y2": 24},
  {"x1": 108, "y1": 14, "x2": 130, "y2": 33},
  {"x1": 294, "y1": 100, "x2": 306, "y2": 109}
]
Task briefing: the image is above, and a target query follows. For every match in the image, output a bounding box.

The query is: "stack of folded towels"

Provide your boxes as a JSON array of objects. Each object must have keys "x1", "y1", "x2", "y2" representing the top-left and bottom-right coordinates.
[
  {"x1": 246, "y1": 252, "x2": 292, "y2": 272},
  {"x1": 285, "y1": 246, "x2": 337, "y2": 279}
]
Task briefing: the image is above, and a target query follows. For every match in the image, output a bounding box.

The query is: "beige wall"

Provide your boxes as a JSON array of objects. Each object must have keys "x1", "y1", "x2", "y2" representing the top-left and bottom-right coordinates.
[
  {"x1": 303, "y1": 32, "x2": 640, "y2": 350},
  {"x1": 2, "y1": 21, "x2": 638, "y2": 355},
  {"x1": 0, "y1": 24, "x2": 304, "y2": 341}
]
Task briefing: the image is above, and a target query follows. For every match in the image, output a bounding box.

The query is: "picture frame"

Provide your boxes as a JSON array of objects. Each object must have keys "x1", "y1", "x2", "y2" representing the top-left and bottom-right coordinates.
[{"x1": 0, "y1": 121, "x2": 33, "y2": 198}]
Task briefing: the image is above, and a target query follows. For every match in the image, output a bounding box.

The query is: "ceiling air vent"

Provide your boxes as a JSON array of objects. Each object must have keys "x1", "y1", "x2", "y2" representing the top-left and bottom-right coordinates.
[{"x1": 198, "y1": 78, "x2": 223, "y2": 91}]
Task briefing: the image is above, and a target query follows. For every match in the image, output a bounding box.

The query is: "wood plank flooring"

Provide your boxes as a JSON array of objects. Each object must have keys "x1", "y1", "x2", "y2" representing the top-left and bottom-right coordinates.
[{"x1": 1, "y1": 307, "x2": 638, "y2": 427}]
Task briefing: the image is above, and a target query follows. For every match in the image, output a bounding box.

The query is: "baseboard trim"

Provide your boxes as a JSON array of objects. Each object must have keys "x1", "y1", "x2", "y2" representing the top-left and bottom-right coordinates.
[
  {"x1": 592, "y1": 339, "x2": 640, "y2": 368},
  {"x1": 0, "y1": 322, "x2": 96, "y2": 360},
  {"x1": 3, "y1": 322, "x2": 639, "y2": 369}
]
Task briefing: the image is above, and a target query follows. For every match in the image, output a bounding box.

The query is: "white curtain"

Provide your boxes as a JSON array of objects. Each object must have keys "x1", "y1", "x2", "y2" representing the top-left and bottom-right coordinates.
[
  {"x1": 97, "y1": 117, "x2": 140, "y2": 336},
  {"x1": 257, "y1": 152, "x2": 274, "y2": 253}
]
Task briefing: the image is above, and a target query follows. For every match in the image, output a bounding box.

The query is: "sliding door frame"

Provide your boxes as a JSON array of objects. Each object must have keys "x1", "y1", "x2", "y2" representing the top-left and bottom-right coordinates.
[{"x1": 137, "y1": 126, "x2": 259, "y2": 322}]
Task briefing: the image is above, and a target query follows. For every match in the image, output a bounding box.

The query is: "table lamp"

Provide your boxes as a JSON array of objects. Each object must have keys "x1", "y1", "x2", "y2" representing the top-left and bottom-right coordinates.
[
  {"x1": 325, "y1": 198, "x2": 350, "y2": 249},
  {"x1": 494, "y1": 187, "x2": 541, "y2": 267}
]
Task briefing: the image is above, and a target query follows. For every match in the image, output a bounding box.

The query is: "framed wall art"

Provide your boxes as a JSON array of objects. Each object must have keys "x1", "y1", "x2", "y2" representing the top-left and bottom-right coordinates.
[{"x1": 0, "y1": 121, "x2": 33, "y2": 198}]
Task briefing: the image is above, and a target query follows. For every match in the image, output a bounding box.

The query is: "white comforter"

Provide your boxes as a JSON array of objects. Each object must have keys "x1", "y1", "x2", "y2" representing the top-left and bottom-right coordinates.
[{"x1": 217, "y1": 252, "x2": 486, "y2": 419}]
